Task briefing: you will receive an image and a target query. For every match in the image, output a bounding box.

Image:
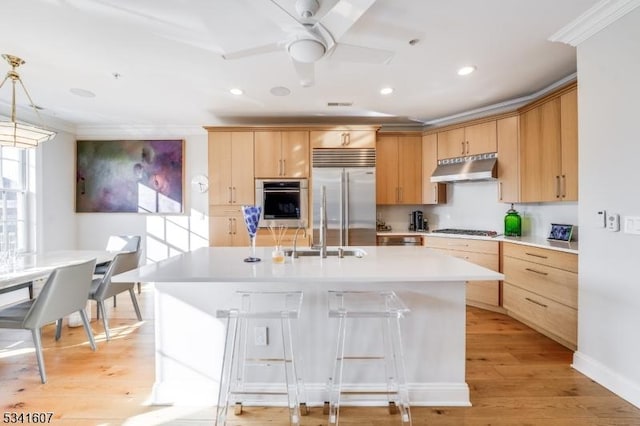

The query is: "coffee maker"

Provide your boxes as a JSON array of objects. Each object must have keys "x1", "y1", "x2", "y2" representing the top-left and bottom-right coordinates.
[{"x1": 409, "y1": 210, "x2": 427, "y2": 231}]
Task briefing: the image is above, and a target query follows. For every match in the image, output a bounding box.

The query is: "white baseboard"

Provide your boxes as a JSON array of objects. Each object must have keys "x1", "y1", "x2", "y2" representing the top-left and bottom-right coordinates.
[{"x1": 573, "y1": 351, "x2": 640, "y2": 408}]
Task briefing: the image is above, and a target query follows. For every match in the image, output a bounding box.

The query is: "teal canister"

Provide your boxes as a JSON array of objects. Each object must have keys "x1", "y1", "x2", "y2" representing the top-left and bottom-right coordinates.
[{"x1": 504, "y1": 204, "x2": 522, "y2": 237}]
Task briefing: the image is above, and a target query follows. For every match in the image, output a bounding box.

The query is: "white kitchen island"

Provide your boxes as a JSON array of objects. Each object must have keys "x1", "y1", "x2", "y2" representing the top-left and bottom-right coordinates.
[{"x1": 113, "y1": 246, "x2": 503, "y2": 408}]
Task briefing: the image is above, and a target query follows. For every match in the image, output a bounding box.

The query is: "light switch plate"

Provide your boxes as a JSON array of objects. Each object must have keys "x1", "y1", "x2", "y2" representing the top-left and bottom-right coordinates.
[
  {"x1": 596, "y1": 210, "x2": 606, "y2": 228},
  {"x1": 607, "y1": 213, "x2": 620, "y2": 231},
  {"x1": 624, "y1": 216, "x2": 640, "y2": 235}
]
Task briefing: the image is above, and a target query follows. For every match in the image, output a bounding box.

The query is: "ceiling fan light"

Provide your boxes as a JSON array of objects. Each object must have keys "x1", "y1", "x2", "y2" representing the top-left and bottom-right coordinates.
[
  {"x1": 288, "y1": 38, "x2": 326, "y2": 63},
  {"x1": 457, "y1": 65, "x2": 477, "y2": 76}
]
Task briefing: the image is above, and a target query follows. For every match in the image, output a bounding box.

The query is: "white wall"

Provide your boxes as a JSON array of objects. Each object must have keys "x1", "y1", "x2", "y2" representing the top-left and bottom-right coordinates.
[
  {"x1": 571, "y1": 7, "x2": 640, "y2": 408},
  {"x1": 38, "y1": 127, "x2": 209, "y2": 263},
  {"x1": 378, "y1": 181, "x2": 578, "y2": 238},
  {"x1": 36, "y1": 130, "x2": 77, "y2": 252}
]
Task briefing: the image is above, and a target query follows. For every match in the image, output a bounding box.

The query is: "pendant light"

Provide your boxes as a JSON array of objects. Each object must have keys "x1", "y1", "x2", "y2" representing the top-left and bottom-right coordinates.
[{"x1": 0, "y1": 54, "x2": 56, "y2": 148}]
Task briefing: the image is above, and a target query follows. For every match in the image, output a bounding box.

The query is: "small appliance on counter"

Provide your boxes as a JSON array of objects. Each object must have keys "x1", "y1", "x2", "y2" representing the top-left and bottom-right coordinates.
[
  {"x1": 504, "y1": 204, "x2": 522, "y2": 237},
  {"x1": 409, "y1": 210, "x2": 428, "y2": 232}
]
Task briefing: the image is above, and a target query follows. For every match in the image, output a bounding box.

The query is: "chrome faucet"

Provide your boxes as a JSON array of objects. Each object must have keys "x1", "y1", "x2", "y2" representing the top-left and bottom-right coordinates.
[
  {"x1": 319, "y1": 185, "x2": 328, "y2": 258},
  {"x1": 292, "y1": 220, "x2": 307, "y2": 259}
]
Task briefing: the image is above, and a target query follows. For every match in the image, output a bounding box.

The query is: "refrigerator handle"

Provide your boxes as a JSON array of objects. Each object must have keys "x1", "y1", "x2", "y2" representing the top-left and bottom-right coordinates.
[
  {"x1": 339, "y1": 170, "x2": 345, "y2": 247},
  {"x1": 344, "y1": 171, "x2": 350, "y2": 246}
]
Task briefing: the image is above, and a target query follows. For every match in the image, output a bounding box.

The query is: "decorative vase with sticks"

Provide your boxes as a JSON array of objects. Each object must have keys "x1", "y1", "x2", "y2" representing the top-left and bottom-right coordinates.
[{"x1": 241, "y1": 205, "x2": 261, "y2": 263}]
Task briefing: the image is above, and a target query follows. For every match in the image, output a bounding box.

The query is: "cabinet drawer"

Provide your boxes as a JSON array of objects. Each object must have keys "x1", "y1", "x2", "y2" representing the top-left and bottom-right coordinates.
[
  {"x1": 255, "y1": 228, "x2": 309, "y2": 247},
  {"x1": 467, "y1": 281, "x2": 500, "y2": 306},
  {"x1": 430, "y1": 247, "x2": 500, "y2": 308},
  {"x1": 503, "y1": 256, "x2": 577, "y2": 308},
  {"x1": 209, "y1": 205, "x2": 243, "y2": 216},
  {"x1": 503, "y1": 283, "x2": 577, "y2": 347},
  {"x1": 503, "y1": 242, "x2": 577, "y2": 272},
  {"x1": 425, "y1": 237, "x2": 499, "y2": 254}
]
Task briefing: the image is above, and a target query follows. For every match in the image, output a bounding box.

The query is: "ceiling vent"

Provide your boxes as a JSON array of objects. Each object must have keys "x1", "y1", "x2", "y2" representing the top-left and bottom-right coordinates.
[{"x1": 327, "y1": 102, "x2": 353, "y2": 107}]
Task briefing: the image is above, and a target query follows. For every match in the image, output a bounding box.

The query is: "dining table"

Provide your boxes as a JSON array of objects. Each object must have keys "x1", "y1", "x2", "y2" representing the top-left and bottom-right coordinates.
[{"x1": 0, "y1": 250, "x2": 119, "y2": 294}]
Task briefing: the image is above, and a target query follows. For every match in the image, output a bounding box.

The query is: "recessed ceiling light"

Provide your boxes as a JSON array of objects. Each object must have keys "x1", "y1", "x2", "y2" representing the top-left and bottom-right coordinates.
[
  {"x1": 229, "y1": 88, "x2": 243, "y2": 95},
  {"x1": 270, "y1": 86, "x2": 291, "y2": 96},
  {"x1": 380, "y1": 87, "x2": 394, "y2": 95},
  {"x1": 457, "y1": 65, "x2": 477, "y2": 76},
  {"x1": 70, "y1": 88, "x2": 96, "y2": 98}
]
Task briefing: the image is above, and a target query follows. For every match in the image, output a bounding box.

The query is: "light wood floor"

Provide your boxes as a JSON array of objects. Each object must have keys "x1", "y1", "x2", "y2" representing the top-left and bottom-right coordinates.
[{"x1": 2, "y1": 284, "x2": 640, "y2": 425}]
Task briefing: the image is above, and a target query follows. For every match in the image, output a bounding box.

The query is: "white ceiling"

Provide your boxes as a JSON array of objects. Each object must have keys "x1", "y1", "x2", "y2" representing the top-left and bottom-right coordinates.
[{"x1": 0, "y1": 0, "x2": 598, "y2": 131}]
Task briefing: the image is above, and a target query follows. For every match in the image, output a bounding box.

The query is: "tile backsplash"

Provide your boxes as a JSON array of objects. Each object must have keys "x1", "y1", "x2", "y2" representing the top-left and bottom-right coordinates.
[{"x1": 377, "y1": 180, "x2": 578, "y2": 239}]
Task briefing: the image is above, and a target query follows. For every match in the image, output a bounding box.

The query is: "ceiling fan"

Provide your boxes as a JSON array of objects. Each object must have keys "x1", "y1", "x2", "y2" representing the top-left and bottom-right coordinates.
[{"x1": 222, "y1": 0, "x2": 394, "y2": 87}]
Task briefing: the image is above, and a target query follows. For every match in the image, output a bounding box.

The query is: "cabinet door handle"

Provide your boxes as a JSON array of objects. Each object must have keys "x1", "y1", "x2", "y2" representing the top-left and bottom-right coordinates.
[
  {"x1": 525, "y1": 267, "x2": 548, "y2": 276},
  {"x1": 228, "y1": 218, "x2": 232, "y2": 235},
  {"x1": 282, "y1": 159, "x2": 286, "y2": 176},
  {"x1": 466, "y1": 141, "x2": 469, "y2": 154},
  {"x1": 499, "y1": 182, "x2": 503, "y2": 200},
  {"x1": 555, "y1": 175, "x2": 561, "y2": 198},
  {"x1": 232, "y1": 186, "x2": 236, "y2": 203},
  {"x1": 433, "y1": 183, "x2": 437, "y2": 203},
  {"x1": 341, "y1": 133, "x2": 347, "y2": 146},
  {"x1": 525, "y1": 252, "x2": 548, "y2": 259},
  {"x1": 345, "y1": 132, "x2": 350, "y2": 146},
  {"x1": 461, "y1": 141, "x2": 465, "y2": 155},
  {"x1": 561, "y1": 174, "x2": 566, "y2": 198},
  {"x1": 228, "y1": 187, "x2": 233, "y2": 203},
  {"x1": 232, "y1": 218, "x2": 237, "y2": 234},
  {"x1": 525, "y1": 297, "x2": 548, "y2": 308}
]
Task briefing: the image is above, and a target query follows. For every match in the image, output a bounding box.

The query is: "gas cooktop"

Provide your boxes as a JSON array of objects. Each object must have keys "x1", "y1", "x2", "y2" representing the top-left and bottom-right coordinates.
[{"x1": 431, "y1": 228, "x2": 499, "y2": 237}]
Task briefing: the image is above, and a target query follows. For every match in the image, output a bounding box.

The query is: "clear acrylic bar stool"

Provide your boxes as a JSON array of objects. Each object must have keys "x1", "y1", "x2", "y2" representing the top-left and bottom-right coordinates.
[
  {"x1": 325, "y1": 290, "x2": 412, "y2": 425},
  {"x1": 215, "y1": 291, "x2": 307, "y2": 426}
]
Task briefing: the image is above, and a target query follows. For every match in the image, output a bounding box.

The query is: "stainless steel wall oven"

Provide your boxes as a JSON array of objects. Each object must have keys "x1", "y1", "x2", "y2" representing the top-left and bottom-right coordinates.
[{"x1": 255, "y1": 179, "x2": 308, "y2": 228}]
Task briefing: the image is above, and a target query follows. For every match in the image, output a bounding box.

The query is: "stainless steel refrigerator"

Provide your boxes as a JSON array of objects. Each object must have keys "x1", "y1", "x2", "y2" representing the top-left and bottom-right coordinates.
[{"x1": 312, "y1": 148, "x2": 376, "y2": 246}]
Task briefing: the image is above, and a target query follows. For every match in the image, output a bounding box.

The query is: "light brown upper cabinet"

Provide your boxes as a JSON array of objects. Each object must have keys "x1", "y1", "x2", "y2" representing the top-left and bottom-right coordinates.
[
  {"x1": 437, "y1": 121, "x2": 497, "y2": 159},
  {"x1": 560, "y1": 88, "x2": 578, "y2": 201},
  {"x1": 496, "y1": 116, "x2": 520, "y2": 202},
  {"x1": 520, "y1": 87, "x2": 577, "y2": 202},
  {"x1": 376, "y1": 134, "x2": 422, "y2": 204},
  {"x1": 422, "y1": 133, "x2": 447, "y2": 205},
  {"x1": 208, "y1": 131, "x2": 255, "y2": 205},
  {"x1": 254, "y1": 131, "x2": 309, "y2": 178},
  {"x1": 310, "y1": 130, "x2": 376, "y2": 148}
]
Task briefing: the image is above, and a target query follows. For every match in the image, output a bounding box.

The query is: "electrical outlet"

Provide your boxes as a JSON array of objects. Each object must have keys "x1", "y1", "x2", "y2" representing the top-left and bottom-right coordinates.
[{"x1": 254, "y1": 326, "x2": 268, "y2": 346}]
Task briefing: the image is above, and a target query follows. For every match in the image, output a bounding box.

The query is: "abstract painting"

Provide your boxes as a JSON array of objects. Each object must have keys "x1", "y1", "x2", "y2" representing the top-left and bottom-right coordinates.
[{"x1": 76, "y1": 139, "x2": 184, "y2": 213}]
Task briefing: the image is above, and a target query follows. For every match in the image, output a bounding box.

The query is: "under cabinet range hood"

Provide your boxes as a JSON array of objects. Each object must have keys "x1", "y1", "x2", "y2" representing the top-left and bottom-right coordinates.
[{"x1": 430, "y1": 153, "x2": 498, "y2": 183}]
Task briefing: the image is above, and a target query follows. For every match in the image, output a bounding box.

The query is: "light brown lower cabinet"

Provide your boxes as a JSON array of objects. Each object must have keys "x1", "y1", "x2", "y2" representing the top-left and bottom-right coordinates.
[
  {"x1": 502, "y1": 242, "x2": 578, "y2": 349},
  {"x1": 424, "y1": 237, "x2": 501, "y2": 310},
  {"x1": 209, "y1": 205, "x2": 249, "y2": 247}
]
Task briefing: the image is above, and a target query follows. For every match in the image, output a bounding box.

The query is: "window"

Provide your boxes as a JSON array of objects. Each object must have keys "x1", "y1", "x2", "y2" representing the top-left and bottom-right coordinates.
[{"x1": 0, "y1": 146, "x2": 30, "y2": 253}]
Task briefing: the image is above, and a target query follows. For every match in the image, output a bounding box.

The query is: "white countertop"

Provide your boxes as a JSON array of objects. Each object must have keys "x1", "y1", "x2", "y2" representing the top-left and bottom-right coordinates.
[
  {"x1": 113, "y1": 246, "x2": 504, "y2": 283},
  {"x1": 377, "y1": 231, "x2": 579, "y2": 254}
]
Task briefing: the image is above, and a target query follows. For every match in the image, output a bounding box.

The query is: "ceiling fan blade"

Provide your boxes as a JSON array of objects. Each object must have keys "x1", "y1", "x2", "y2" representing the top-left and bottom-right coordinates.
[
  {"x1": 222, "y1": 42, "x2": 282, "y2": 60},
  {"x1": 320, "y1": 0, "x2": 377, "y2": 41},
  {"x1": 292, "y1": 60, "x2": 315, "y2": 87},
  {"x1": 329, "y1": 42, "x2": 393, "y2": 64}
]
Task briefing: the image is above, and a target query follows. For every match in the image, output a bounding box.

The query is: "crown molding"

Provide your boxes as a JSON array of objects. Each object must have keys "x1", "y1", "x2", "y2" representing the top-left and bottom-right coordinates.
[
  {"x1": 75, "y1": 124, "x2": 207, "y2": 139},
  {"x1": 421, "y1": 73, "x2": 577, "y2": 128},
  {"x1": 549, "y1": 0, "x2": 640, "y2": 46}
]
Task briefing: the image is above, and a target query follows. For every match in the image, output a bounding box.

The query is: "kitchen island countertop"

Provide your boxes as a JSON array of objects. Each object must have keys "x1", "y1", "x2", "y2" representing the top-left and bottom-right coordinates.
[{"x1": 113, "y1": 246, "x2": 502, "y2": 408}]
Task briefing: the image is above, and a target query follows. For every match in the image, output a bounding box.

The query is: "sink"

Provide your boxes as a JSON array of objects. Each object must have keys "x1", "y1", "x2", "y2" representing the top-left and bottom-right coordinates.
[{"x1": 284, "y1": 248, "x2": 367, "y2": 258}]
